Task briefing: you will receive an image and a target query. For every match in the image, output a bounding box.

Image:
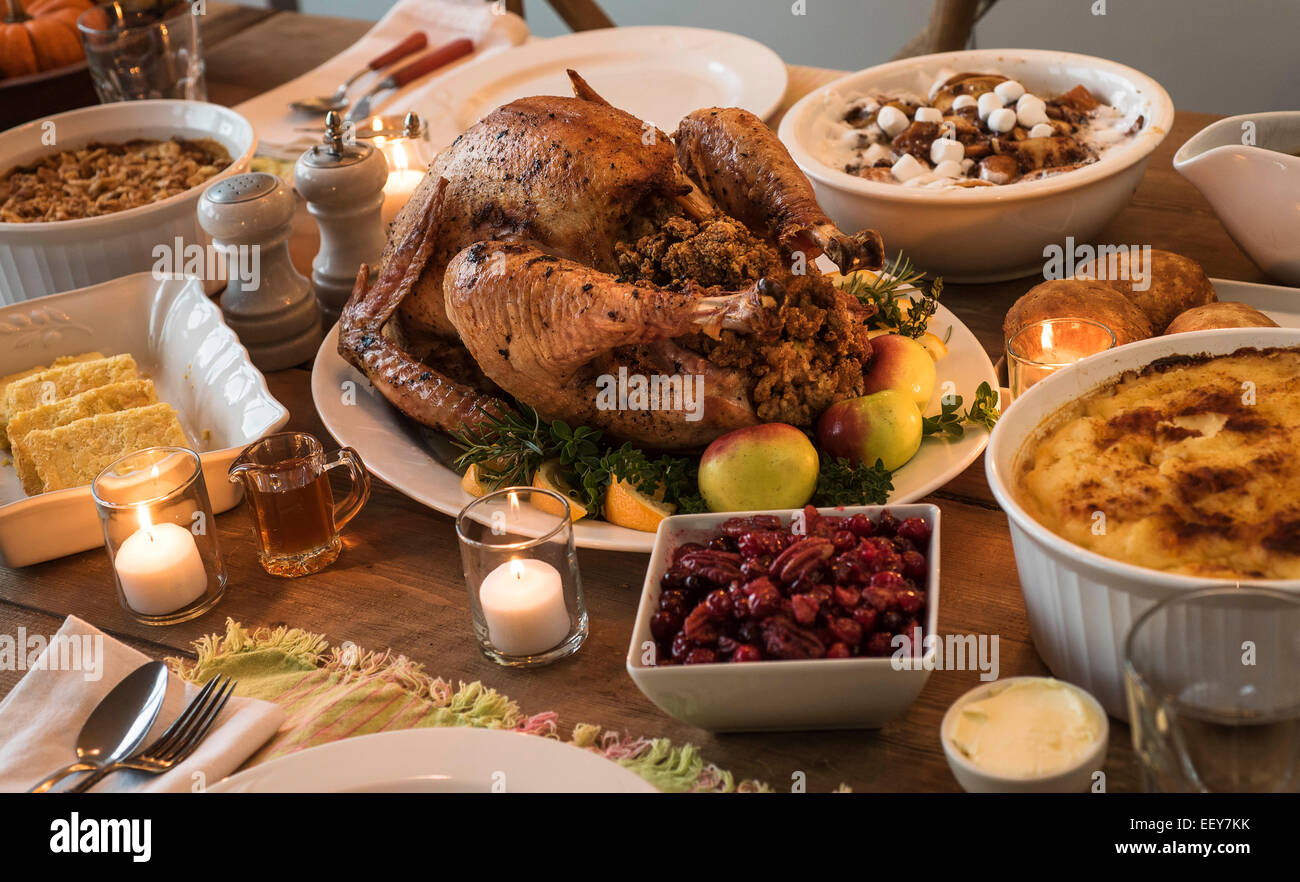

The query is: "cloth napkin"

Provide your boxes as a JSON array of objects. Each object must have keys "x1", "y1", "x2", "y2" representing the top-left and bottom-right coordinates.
[
  {"x1": 0, "y1": 616, "x2": 284, "y2": 793},
  {"x1": 238, "y1": 0, "x2": 529, "y2": 156}
]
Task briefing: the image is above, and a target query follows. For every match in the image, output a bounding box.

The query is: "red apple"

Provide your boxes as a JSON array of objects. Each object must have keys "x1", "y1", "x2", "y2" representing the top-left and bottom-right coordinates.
[
  {"x1": 698, "y1": 423, "x2": 819, "y2": 512},
  {"x1": 817, "y1": 390, "x2": 923, "y2": 471},
  {"x1": 862, "y1": 334, "x2": 937, "y2": 409}
]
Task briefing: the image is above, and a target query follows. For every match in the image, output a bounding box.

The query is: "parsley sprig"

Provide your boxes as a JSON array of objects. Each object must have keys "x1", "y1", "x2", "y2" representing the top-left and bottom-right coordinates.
[{"x1": 921, "y1": 381, "x2": 1001, "y2": 440}]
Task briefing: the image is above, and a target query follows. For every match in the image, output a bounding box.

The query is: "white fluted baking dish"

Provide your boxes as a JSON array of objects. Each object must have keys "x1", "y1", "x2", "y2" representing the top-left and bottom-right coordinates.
[
  {"x1": 0, "y1": 272, "x2": 288, "y2": 567},
  {"x1": 985, "y1": 327, "x2": 1300, "y2": 718},
  {"x1": 0, "y1": 100, "x2": 256, "y2": 303}
]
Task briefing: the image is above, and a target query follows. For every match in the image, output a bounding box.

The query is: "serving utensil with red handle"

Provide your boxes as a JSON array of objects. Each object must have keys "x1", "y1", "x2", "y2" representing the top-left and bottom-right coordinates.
[
  {"x1": 344, "y1": 38, "x2": 476, "y2": 124},
  {"x1": 290, "y1": 32, "x2": 430, "y2": 114}
]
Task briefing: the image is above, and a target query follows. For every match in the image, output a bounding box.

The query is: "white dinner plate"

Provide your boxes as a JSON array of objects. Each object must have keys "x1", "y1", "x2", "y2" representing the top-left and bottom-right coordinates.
[
  {"x1": 311, "y1": 290, "x2": 997, "y2": 554},
  {"x1": 1209, "y1": 277, "x2": 1300, "y2": 327},
  {"x1": 415, "y1": 26, "x2": 789, "y2": 148},
  {"x1": 209, "y1": 728, "x2": 657, "y2": 793}
]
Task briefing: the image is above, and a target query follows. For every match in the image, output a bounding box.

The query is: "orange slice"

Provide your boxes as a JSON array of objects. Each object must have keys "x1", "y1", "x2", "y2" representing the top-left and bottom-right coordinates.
[
  {"x1": 604, "y1": 477, "x2": 675, "y2": 533},
  {"x1": 531, "y1": 460, "x2": 589, "y2": 521}
]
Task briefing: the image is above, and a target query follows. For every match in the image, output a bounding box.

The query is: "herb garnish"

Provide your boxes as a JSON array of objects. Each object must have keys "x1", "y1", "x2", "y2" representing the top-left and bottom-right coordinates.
[{"x1": 921, "y1": 381, "x2": 1001, "y2": 439}]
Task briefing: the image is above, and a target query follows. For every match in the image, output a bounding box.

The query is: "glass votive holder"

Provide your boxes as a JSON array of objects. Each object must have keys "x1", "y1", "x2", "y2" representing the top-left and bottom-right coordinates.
[
  {"x1": 358, "y1": 112, "x2": 433, "y2": 226},
  {"x1": 92, "y1": 446, "x2": 226, "y2": 626},
  {"x1": 1005, "y1": 317, "x2": 1117, "y2": 401},
  {"x1": 456, "y1": 487, "x2": 587, "y2": 668}
]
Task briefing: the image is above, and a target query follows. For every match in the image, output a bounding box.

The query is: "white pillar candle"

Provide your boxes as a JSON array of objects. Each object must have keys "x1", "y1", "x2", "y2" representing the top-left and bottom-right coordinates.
[
  {"x1": 479, "y1": 558, "x2": 571, "y2": 657},
  {"x1": 381, "y1": 169, "x2": 425, "y2": 226},
  {"x1": 115, "y1": 515, "x2": 208, "y2": 616}
]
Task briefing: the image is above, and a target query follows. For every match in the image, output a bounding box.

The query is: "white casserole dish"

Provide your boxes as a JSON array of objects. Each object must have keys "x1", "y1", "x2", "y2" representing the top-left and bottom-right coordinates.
[
  {"x1": 777, "y1": 49, "x2": 1174, "y2": 282},
  {"x1": 0, "y1": 100, "x2": 256, "y2": 303},
  {"x1": 985, "y1": 327, "x2": 1300, "y2": 719},
  {"x1": 626, "y1": 504, "x2": 940, "y2": 732},
  {"x1": 0, "y1": 272, "x2": 289, "y2": 567}
]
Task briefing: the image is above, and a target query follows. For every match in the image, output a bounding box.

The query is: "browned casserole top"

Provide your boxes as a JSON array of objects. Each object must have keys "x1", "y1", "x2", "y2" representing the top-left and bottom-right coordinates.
[
  {"x1": 1015, "y1": 346, "x2": 1300, "y2": 579},
  {"x1": 0, "y1": 138, "x2": 231, "y2": 223}
]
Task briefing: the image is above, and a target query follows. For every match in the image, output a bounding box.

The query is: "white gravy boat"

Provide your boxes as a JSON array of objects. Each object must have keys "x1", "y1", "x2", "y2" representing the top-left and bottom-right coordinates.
[{"x1": 1174, "y1": 111, "x2": 1300, "y2": 286}]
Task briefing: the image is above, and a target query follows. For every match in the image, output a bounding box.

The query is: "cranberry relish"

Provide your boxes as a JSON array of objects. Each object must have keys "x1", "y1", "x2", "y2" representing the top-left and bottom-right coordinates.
[{"x1": 652, "y1": 506, "x2": 931, "y2": 665}]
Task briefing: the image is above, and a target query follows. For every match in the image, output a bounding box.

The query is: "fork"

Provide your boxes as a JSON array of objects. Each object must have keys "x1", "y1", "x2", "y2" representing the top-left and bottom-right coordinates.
[{"x1": 66, "y1": 676, "x2": 236, "y2": 793}]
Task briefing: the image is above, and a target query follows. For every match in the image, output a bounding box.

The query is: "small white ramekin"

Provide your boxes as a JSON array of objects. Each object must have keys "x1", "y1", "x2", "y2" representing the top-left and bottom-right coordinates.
[
  {"x1": 941, "y1": 676, "x2": 1109, "y2": 793},
  {"x1": 984, "y1": 327, "x2": 1300, "y2": 719},
  {"x1": 0, "y1": 100, "x2": 256, "y2": 303},
  {"x1": 777, "y1": 49, "x2": 1174, "y2": 282}
]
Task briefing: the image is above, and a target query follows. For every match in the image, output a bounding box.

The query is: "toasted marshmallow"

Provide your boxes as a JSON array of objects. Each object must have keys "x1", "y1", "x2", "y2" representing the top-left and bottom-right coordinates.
[
  {"x1": 951, "y1": 94, "x2": 977, "y2": 111},
  {"x1": 1028, "y1": 122, "x2": 1056, "y2": 139},
  {"x1": 987, "y1": 107, "x2": 1017, "y2": 133},
  {"x1": 930, "y1": 137, "x2": 964, "y2": 164},
  {"x1": 933, "y1": 159, "x2": 963, "y2": 178},
  {"x1": 891, "y1": 152, "x2": 926, "y2": 182},
  {"x1": 914, "y1": 106, "x2": 943, "y2": 125},
  {"x1": 1016, "y1": 94, "x2": 1049, "y2": 127},
  {"x1": 994, "y1": 80, "x2": 1026, "y2": 104},
  {"x1": 877, "y1": 105, "x2": 909, "y2": 137},
  {"x1": 977, "y1": 91, "x2": 1004, "y2": 120},
  {"x1": 863, "y1": 141, "x2": 893, "y2": 166}
]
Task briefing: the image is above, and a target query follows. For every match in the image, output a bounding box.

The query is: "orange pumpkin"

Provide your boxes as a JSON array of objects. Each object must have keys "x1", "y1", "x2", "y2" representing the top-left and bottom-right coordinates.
[{"x1": 0, "y1": 0, "x2": 94, "y2": 80}]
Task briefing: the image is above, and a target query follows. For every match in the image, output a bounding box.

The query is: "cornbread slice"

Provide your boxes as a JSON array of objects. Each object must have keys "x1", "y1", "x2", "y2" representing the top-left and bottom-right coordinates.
[
  {"x1": 23, "y1": 403, "x2": 188, "y2": 493},
  {"x1": 9, "y1": 379, "x2": 159, "y2": 494},
  {"x1": 0, "y1": 352, "x2": 104, "y2": 448}
]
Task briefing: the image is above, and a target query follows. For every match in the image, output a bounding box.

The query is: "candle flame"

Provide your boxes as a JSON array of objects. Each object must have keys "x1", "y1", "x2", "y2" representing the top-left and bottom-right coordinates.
[
  {"x1": 1039, "y1": 322, "x2": 1054, "y2": 352},
  {"x1": 509, "y1": 491, "x2": 520, "y2": 516},
  {"x1": 509, "y1": 559, "x2": 525, "y2": 580},
  {"x1": 136, "y1": 504, "x2": 154, "y2": 538}
]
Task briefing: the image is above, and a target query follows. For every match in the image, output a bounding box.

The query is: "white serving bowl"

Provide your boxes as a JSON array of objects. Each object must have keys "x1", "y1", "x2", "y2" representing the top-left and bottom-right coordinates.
[
  {"x1": 777, "y1": 49, "x2": 1174, "y2": 282},
  {"x1": 985, "y1": 327, "x2": 1300, "y2": 719},
  {"x1": 0, "y1": 272, "x2": 289, "y2": 567},
  {"x1": 626, "y1": 504, "x2": 940, "y2": 732},
  {"x1": 1174, "y1": 111, "x2": 1300, "y2": 286},
  {"x1": 940, "y1": 676, "x2": 1108, "y2": 793},
  {"x1": 0, "y1": 100, "x2": 256, "y2": 303}
]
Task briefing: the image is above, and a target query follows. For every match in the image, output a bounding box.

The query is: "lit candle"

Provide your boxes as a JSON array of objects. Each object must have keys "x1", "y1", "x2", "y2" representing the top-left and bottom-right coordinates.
[
  {"x1": 373, "y1": 118, "x2": 428, "y2": 226},
  {"x1": 478, "y1": 558, "x2": 571, "y2": 656},
  {"x1": 1006, "y1": 318, "x2": 1116, "y2": 399},
  {"x1": 114, "y1": 507, "x2": 208, "y2": 616}
]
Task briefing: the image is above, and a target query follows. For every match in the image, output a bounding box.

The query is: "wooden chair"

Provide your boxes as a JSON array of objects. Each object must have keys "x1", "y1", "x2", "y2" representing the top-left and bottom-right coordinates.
[
  {"x1": 894, "y1": 0, "x2": 1000, "y2": 58},
  {"x1": 502, "y1": 0, "x2": 613, "y2": 31}
]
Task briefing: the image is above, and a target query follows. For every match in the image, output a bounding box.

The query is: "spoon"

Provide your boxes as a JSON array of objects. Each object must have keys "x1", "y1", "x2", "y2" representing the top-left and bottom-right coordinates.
[
  {"x1": 290, "y1": 32, "x2": 430, "y2": 114},
  {"x1": 28, "y1": 661, "x2": 169, "y2": 793}
]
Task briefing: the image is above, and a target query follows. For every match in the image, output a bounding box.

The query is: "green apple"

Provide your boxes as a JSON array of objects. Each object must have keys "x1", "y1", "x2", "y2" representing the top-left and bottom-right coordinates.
[
  {"x1": 862, "y1": 333, "x2": 937, "y2": 409},
  {"x1": 698, "y1": 423, "x2": 819, "y2": 512},
  {"x1": 816, "y1": 389, "x2": 923, "y2": 471}
]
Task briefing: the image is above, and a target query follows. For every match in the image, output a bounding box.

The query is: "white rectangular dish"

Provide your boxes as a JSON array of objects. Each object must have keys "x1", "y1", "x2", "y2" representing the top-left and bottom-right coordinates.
[
  {"x1": 627, "y1": 504, "x2": 940, "y2": 732},
  {"x1": 0, "y1": 273, "x2": 289, "y2": 567}
]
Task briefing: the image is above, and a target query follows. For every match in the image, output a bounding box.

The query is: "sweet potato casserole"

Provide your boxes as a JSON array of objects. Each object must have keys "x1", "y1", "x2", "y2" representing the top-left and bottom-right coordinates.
[
  {"x1": 0, "y1": 137, "x2": 231, "y2": 223},
  {"x1": 1015, "y1": 346, "x2": 1300, "y2": 579}
]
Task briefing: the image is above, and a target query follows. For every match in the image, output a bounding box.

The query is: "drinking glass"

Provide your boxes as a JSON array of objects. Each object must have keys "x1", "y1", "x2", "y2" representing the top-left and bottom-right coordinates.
[
  {"x1": 1125, "y1": 586, "x2": 1300, "y2": 792},
  {"x1": 78, "y1": 0, "x2": 207, "y2": 103},
  {"x1": 92, "y1": 446, "x2": 226, "y2": 625},
  {"x1": 456, "y1": 487, "x2": 587, "y2": 668},
  {"x1": 228, "y1": 432, "x2": 370, "y2": 577},
  {"x1": 1005, "y1": 317, "x2": 1116, "y2": 401}
]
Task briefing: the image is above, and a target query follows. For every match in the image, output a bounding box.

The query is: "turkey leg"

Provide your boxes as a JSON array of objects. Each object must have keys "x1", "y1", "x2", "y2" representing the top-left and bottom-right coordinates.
[
  {"x1": 673, "y1": 107, "x2": 884, "y2": 273},
  {"x1": 338, "y1": 177, "x2": 512, "y2": 436}
]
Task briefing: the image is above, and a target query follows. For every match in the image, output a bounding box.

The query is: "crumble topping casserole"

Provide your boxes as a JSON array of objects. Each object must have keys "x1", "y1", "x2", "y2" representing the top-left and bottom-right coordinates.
[
  {"x1": 0, "y1": 137, "x2": 232, "y2": 223},
  {"x1": 1015, "y1": 346, "x2": 1300, "y2": 580}
]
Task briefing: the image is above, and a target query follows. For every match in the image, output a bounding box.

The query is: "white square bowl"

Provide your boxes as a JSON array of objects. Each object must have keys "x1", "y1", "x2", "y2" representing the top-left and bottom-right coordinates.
[
  {"x1": 0, "y1": 272, "x2": 289, "y2": 567},
  {"x1": 626, "y1": 504, "x2": 940, "y2": 732}
]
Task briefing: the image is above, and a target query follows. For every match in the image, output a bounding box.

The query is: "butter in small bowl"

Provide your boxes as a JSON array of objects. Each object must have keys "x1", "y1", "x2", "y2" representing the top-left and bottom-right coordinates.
[{"x1": 941, "y1": 676, "x2": 1108, "y2": 792}]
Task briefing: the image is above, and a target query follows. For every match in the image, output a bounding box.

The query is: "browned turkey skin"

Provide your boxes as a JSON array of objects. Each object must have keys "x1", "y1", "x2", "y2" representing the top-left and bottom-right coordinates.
[{"x1": 339, "y1": 70, "x2": 884, "y2": 450}]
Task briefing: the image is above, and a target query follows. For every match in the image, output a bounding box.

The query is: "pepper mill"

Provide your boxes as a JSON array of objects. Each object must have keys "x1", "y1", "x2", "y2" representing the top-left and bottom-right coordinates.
[
  {"x1": 197, "y1": 173, "x2": 322, "y2": 372},
  {"x1": 295, "y1": 111, "x2": 389, "y2": 325}
]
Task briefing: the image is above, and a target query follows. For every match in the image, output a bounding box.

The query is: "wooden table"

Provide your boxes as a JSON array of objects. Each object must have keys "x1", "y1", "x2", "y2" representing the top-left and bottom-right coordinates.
[{"x1": 0, "y1": 6, "x2": 1268, "y2": 792}]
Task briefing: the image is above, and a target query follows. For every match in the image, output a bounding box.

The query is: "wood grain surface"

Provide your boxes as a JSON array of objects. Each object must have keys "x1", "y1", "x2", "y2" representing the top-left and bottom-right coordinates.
[{"x1": 0, "y1": 4, "x2": 1268, "y2": 792}]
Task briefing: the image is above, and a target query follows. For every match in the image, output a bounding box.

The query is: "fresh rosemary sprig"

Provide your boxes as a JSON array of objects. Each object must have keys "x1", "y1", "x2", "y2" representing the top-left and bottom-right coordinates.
[
  {"x1": 833, "y1": 252, "x2": 943, "y2": 339},
  {"x1": 920, "y1": 381, "x2": 1001, "y2": 440}
]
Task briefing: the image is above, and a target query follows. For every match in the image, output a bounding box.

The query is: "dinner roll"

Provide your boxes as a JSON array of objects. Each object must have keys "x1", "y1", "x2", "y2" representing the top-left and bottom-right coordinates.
[
  {"x1": 1164, "y1": 301, "x2": 1279, "y2": 334},
  {"x1": 1074, "y1": 249, "x2": 1216, "y2": 332},
  {"x1": 1003, "y1": 279, "x2": 1155, "y2": 346}
]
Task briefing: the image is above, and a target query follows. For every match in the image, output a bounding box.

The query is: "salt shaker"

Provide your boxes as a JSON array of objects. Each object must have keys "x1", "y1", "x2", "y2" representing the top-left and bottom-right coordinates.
[
  {"x1": 295, "y1": 112, "x2": 389, "y2": 324},
  {"x1": 198, "y1": 173, "x2": 322, "y2": 372}
]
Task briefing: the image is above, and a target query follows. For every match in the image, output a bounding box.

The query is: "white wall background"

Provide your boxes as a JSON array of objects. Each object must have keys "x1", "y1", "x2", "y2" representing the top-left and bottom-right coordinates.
[{"x1": 278, "y1": 0, "x2": 1298, "y2": 114}]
